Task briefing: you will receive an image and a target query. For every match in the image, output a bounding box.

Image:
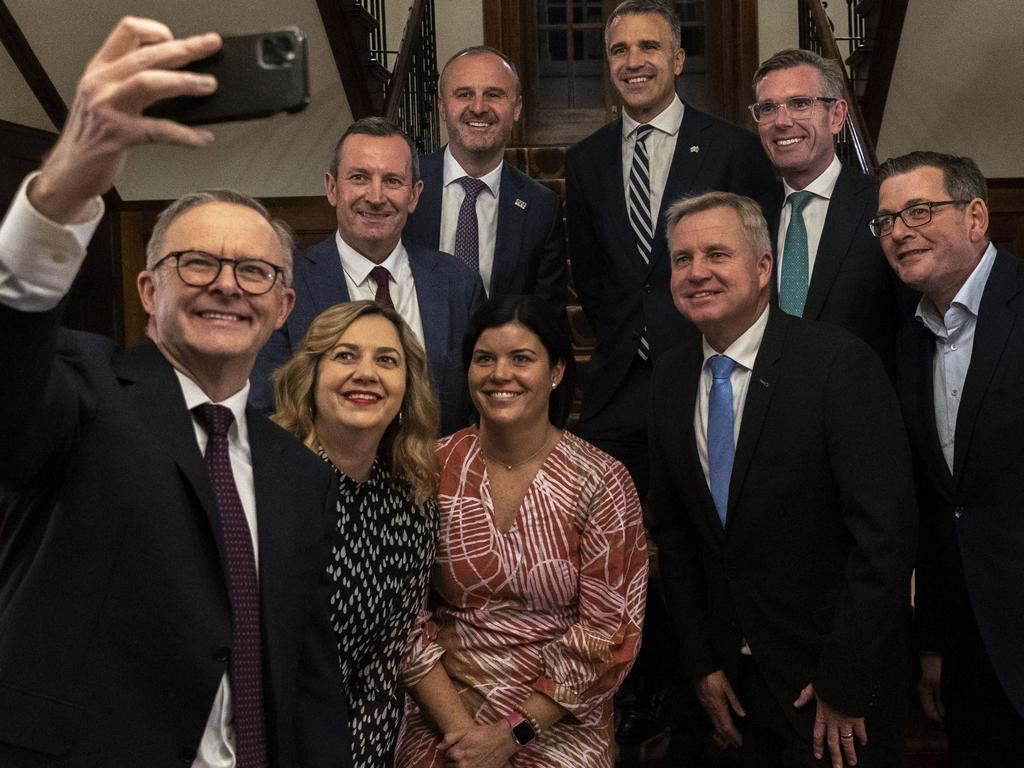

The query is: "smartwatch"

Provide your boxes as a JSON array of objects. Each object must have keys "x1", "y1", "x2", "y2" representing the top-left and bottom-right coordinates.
[{"x1": 504, "y1": 711, "x2": 538, "y2": 745}]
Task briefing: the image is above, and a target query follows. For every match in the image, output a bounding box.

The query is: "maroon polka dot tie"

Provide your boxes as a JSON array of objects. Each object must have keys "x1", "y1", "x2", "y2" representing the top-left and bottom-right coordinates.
[
  {"x1": 454, "y1": 176, "x2": 488, "y2": 271},
  {"x1": 193, "y1": 403, "x2": 268, "y2": 768}
]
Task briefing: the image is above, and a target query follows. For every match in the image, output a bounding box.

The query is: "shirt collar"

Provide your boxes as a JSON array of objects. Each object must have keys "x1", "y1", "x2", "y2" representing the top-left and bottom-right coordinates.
[
  {"x1": 174, "y1": 368, "x2": 250, "y2": 427},
  {"x1": 441, "y1": 145, "x2": 502, "y2": 197},
  {"x1": 622, "y1": 94, "x2": 685, "y2": 141},
  {"x1": 915, "y1": 241, "x2": 998, "y2": 333},
  {"x1": 783, "y1": 154, "x2": 842, "y2": 203},
  {"x1": 335, "y1": 232, "x2": 409, "y2": 286},
  {"x1": 701, "y1": 304, "x2": 770, "y2": 372}
]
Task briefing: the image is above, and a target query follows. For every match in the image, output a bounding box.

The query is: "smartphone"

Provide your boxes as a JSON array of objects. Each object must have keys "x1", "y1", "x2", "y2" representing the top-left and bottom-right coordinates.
[{"x1": 144, "y1": 28, "x2": 310, "y2": 125}]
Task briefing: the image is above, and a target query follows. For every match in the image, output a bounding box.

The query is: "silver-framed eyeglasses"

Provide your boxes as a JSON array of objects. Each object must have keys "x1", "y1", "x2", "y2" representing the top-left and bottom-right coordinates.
[
  {"x1": 868, "y1": 200, "x2": 971, "y2": 238},
  {"x1": 155, "y1": 250, "x2": 284, "y2": 295},
  {"x1": 748, "y1": 96, "x2": 838, "y2": 123}
]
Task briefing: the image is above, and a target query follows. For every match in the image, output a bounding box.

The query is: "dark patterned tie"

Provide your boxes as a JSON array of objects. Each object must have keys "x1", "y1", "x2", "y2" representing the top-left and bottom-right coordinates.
[
  {"x1": 193, "y1": 403, "x2": 268, "y2": 768},
  {"x1": 369, "y1": 265, "x2": 394, "y2": 310},
  {"x1": 628, "y1": 124, "x2": 655, "y2": 361},
  {"x1": 453, "y1": 176, "x2": 488, "y2": 270}
]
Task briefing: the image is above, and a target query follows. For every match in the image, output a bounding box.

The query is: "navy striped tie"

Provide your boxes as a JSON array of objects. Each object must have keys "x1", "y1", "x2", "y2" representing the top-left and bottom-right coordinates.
[{"x1": 628, "y1": 124, "x2": 655, "y2": 361}]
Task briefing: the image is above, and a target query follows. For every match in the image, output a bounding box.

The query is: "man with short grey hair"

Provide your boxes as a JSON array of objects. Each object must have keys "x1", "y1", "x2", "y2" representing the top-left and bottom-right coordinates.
[
  {"x1": 752, "y1": 48, "x2": 904, "y2": 375},
  {"x1": 648, "y1": 190, "x2": 915, "y2": 767},
  {"x1": 877, "y1": 150, "x2": 1024, "y2": 766}
]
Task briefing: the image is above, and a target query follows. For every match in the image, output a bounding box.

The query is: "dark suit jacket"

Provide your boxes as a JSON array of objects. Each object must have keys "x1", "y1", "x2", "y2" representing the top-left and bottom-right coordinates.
[
  {"x1": 566, "y1": 103, "x2": 779, "y2": 420},
  {"x1": 0, "y1": 303, "x2": 350, "y2": 767},
  {"x1": 896, "y1": 248, "x2": 1024, "y2": 717},
  {"x1": 763, "y1": 164, "x2": 907, "y2": 375},
  {"x1": 648, "y1": 306, "x2": 916, "y2": 731},
  {"x1": 403, "y1": 147, "x2": 567, "y2": 311},
  {"x1": 251, "y1": 236, "x2": 486, "y2": 436}
]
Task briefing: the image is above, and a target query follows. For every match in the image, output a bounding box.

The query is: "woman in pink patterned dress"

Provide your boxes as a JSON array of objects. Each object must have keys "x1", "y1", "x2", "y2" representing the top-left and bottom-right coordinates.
[{"x1": 395, "y1": 295, "x2": 648, "y2": 768}]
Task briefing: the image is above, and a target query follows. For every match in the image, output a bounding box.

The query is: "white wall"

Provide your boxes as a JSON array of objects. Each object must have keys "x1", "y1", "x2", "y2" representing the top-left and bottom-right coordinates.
[{"x1": 876, "y1": 0, "x2": 1024, "y2": 176}]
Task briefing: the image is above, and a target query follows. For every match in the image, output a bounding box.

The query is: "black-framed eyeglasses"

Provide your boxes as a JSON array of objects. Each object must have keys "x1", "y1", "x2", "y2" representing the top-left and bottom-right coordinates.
[
  {"x1": 868, "y1": 200, "x2": 971, "y2": 238},
  {"x1": 155, "y1": 250, "x2": 285, "y2": 295},
  {"x1": 748, "y1": 96, "x2": 838, "y2": 123}
]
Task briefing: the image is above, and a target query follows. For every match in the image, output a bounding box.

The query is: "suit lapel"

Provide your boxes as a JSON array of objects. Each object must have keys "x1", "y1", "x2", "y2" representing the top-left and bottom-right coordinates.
[
  {"x1": 599, "y1": 120, "x2": 634, "y2": 265},
  {"x1": 302, "y1": 238, "x2": 351, "y2": 313},
  {"x1": 491, "y1": 164, "x2": 526, "y2": 296},
  {"x1": 114, "y1": 343, "x2": 223, "y2": 554},
  {"x1": 803, "y1": 168, "x2": 866, "y2": 320},
  {"x1": 953, "y1": 251, "x2": 1021, "y2": 483},
  {"x1": 727, "y1": 307, "x2": 784, "y2": 527},
  {"x1": 407, "y1": 244, "x2": 448, "y2": 379},
  {"x1": 415, "y1": 150, "x2": 444, "y2": 249}
]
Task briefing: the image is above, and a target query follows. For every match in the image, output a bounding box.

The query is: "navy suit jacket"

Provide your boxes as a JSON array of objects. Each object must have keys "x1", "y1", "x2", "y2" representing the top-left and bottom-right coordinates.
[
  {"x1": 896, "y1": 247, "x2": 1024, "y2": 717},
  {"x1": 252, "y1": 235, "x2": 485, "y2": 436},
  {"x1": 566, "y1": 104, "x2": 779, "y2": 419},
  {"x1": 763, "y1": 164, "x2": 907, "y2": 375},
  {"x1": 648, "y1": 306, "x2": 916, "y2": 729},
  {"x1": 403, "y1": 147, "x2": 567, "y2": 312},
  {"x1": 0, "y1": 303, "x2": 350, "y2": 767}
]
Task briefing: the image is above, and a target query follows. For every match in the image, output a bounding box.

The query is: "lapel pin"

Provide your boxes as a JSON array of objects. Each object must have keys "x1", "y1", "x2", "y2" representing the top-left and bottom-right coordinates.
[
  {"x1": 690, "y1": 145, "x2": 700, "y2": 153},
  {"x1": 515, "y1": 198, "x2": 527, "y2": 209},
  {"x1": 759, "y1": 378, "x2": 770, "y2": 388}
]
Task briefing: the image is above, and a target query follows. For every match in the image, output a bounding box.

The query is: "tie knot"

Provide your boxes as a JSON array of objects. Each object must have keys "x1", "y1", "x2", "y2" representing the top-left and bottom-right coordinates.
[
  {"x1": 788, "y1": 190, "x2": 815, "y2": 214},
  {"x1": 370, "y1": 264, "x2": 391, "y2": 287},
  {"x1": 193, "y1": 402, "x2": 234, "y2": 438},
  {"x1": 458, "y1": 176, "x2": 488, "y2": 201},
  {"x1": 635, "y1": 124, "x2": 654, "y2": 144},
  {"x1": 708, "y1": 355, "x2": 736, "y2": 381}
]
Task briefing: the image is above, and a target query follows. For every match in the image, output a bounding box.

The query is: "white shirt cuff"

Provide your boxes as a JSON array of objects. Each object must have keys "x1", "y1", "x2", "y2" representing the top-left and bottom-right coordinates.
[{"x1": 0, "y1": 171, "x2": 105, "y2": 312}]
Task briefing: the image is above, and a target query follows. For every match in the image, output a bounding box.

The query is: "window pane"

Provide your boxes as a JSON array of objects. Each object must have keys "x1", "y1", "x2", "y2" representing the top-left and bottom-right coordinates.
[
  {"x1": 676, "y1": 0, "x2": 705, "y2": 23},
  {"x1": 572, "y1": 0, "x2": 603, "y2": 23},
  {"x1": 680, "y1": 27, "x2": 705, "y2": 58},
  {"x1": 538, "y1": 0, "x2": 567, "y2": 25}
]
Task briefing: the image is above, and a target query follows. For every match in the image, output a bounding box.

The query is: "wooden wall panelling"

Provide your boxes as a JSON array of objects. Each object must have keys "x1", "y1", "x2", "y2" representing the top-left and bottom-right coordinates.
[{"x1": 987, "y1": 178, "x2": 1024, "y2": 258}]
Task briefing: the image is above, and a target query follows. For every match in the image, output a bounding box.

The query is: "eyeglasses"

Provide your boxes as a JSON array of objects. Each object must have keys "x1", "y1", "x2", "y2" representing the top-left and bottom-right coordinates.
[
  {"x1": 868, "y1": 200, "x2": 971, "y2": 238},
  {"x1": 155, "y1": 250, "x2": 285, "y2": 295},
  {"x1": 748, "y1": 96, "x2": 838, "y2": 123}
]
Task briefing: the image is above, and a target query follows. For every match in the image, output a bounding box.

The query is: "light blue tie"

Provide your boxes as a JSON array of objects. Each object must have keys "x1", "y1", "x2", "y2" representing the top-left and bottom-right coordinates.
[
  {"x1": 707, "y1": 355, "x2": 737, "y2": 527},
  {"x1": 779, "y1": 190, "x2": 815, "y2": 316}
]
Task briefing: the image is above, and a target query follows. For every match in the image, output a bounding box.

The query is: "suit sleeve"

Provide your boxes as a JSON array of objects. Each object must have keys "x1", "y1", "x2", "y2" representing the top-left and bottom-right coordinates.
[
  {"x1": 251, "y1": 323, "x2": 294, "y2": 415},
  {"x1": 565, "y1": 149, "x2": 605, "y2": 329},
  {"x1": 645, "y1": 361, "x2": 720, "y2": 683},
  {"x1": 812, "y1": 338, "x2": 917, "y2": 714},
  {"x1": 531, "y1": 192, "x2": 568, "y2": 314}
]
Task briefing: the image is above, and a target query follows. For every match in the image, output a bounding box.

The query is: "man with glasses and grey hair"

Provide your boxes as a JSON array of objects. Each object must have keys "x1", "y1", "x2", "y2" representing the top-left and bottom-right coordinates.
[
  {"x1": 752, "y1": 48, "x2": 904, "y2": 375},
  {"x1": 0, "y1": 18, "x2": 350, "y2": 767},
  {"x1": 876, "y1": 150, "x2": 1024, "y2": 766}
]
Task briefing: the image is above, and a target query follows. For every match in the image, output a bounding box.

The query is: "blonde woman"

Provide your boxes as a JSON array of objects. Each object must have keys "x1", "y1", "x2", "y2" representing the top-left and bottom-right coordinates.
[{"x1": 274, "y1": 300, "x2": 440, "y2": 767}]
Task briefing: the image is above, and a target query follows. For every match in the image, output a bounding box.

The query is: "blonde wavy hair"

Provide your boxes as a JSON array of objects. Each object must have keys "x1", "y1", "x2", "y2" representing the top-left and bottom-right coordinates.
[{"x1": 272, "y1": 301, "x2": 440, "y2": 505}]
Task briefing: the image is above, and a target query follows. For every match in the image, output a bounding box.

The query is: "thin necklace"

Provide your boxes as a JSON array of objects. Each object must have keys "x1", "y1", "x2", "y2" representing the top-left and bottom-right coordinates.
[{"x1": 480, "y1": 428, "x2": 552, "y2": 471}]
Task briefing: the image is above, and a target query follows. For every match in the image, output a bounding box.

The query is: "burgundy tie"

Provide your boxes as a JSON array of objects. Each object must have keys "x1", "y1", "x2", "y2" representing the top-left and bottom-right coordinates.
[
  {"x1": 369, "y1": 265, "x2": 395, "y2": 310},
  {"x1": 193, "y1": 403, "x2": 268, "y2": 768},
  {"x1": 454, "y1": 176, "x2": 488, "y2": 270}
]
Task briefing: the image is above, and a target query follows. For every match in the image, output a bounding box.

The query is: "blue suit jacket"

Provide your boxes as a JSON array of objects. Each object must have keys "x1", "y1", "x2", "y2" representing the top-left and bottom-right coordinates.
[
  {"x1": 251, "y1": 235, "x2": 485, "y2": 436},
  {"x1": 566, "y1": 104, "x2": 779, "y2": 419},
  {"x1": 0, "y1": 304, "x2": 350, "y2": 767},
  {"x1": 403, "y1": 147, "x2": 567, "y2": 312},
  {"x1": 763, "y1": 164, "x2": 908, "y2": 375},
  {"x1": 896, "y1": 248, "x2": 1024, "y2": 717}
]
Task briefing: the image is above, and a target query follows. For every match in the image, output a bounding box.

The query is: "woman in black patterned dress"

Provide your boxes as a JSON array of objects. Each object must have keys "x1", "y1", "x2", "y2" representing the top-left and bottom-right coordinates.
[{"x1": 273, "y1": 300, "x2": 440, "y2": 767}]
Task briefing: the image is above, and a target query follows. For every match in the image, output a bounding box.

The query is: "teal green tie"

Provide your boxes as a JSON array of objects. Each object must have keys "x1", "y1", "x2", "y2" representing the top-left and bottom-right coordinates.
[{"x1": 779, "y1": 191, "x2": 815, "y2": 316}]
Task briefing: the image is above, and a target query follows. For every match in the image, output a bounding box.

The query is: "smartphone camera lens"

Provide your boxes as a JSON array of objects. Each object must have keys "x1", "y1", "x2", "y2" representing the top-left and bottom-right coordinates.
[{"x1": 259, "y1": 34, "x2": 296, "y2": 68}]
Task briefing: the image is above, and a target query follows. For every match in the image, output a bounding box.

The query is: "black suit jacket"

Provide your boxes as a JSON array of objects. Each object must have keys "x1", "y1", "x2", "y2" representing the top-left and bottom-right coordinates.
[
  {"x1": 252, "y1": 236, "x2": 485, "y2": 436},
  {"x1": 763, "y1": 165, "x2": 907, "y2": 374},
  {"x1": 566, "y1": 103, "x2": 779, "y2": 419},
  {"x1": 896, "y1": 247, "x2": 1024, "y2": 717},
  {"x1": 648, "y1": 307, "x2": 916, "y2": 729},
  {"x1": 403, "y1": 147, "x2": 567, "y2": 311},
  {"x1": 0, "y1": 303, "x2": 350, "y2": 767}
]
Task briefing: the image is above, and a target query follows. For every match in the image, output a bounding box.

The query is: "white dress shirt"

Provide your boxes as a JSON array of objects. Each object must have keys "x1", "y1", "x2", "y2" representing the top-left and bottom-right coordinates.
[
  {"x1": 335, "y1": 232, "x2": 425, "y2": 346},
  {"x1": 914, "y1": 241, "x2": 998, "y2": 471},
  {"x1": 621, "y1": 94, "x2": 685, "y2": 225},
  {"x1": 775, "y1": 154, "x2": 843, "y2": 286},
  {"x1": 0, "y1": 173, "x2": 263, "y2": 768},
  {"x1": 438, "y1": 146, "x2": 502, "y2": 295},
  {"x1": 694, "y1": 305, "x2": 770, "y2": 484}
]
